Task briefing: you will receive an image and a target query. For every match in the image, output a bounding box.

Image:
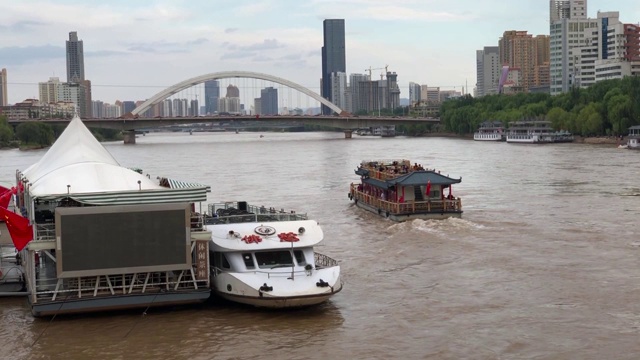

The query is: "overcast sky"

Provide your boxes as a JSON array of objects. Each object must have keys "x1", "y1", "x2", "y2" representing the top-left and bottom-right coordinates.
[{"x1": 1, "y1": 0, "x2": 638, "y2": 105}]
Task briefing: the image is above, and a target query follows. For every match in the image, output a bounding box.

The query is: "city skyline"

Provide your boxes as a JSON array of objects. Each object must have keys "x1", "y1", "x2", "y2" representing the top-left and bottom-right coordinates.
[{"x1": 0, "y1": 0, "x2": 638, "y2": 105}]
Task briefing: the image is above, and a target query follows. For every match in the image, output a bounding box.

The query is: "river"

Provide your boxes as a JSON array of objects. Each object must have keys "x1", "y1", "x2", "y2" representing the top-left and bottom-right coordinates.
[{"x1": 0, "y1": 131, "x2": 639, "y2": 359}]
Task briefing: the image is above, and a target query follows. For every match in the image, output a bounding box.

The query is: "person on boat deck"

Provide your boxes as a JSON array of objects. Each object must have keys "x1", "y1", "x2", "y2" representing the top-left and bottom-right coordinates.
[
  {"x1": 381, "y1": 192, "x2": 386, "y2": 201},
  {"x1": 399, "y1": 195, "x2": 404, "y2": 203}
]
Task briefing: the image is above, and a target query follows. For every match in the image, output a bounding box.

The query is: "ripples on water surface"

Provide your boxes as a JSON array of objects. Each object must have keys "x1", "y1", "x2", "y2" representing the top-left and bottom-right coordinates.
[{"x1": 1, "y1": 132, "x2": 639, "y2": 359}]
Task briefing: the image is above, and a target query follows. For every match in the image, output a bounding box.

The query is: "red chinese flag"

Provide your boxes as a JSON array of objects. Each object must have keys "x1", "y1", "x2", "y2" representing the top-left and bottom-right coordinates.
[
  {"x1": 0, "y1": 207, "x2": 33, "y2": 251},
  {"x1": 0, "y1": 186, "x2": 11, "y2": 209},
  {"x1": 425, "y1": 180, "x2": 431, "y2": 197}
]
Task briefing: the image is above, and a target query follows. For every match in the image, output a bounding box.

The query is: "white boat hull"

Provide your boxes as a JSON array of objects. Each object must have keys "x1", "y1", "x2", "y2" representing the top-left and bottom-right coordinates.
[{"x1": 212, "y1": 267, "x2": 342, "y2": 308}]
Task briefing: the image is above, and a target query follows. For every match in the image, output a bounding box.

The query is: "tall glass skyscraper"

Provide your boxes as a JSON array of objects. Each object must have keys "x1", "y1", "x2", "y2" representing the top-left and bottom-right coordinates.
[
  {"x1": 204, "y1": 80, "x2": 220, "y2": 114},
  {"x1": 66, "y1": 31, "x2": 85, "y2": 83},
  {"x1": 321, "y1": 19, "x2": 346, "y2": 114}
]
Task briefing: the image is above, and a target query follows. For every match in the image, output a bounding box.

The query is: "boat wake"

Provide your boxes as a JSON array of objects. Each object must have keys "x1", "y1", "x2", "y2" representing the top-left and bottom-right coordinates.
[
  {"x1": 387, "y1": 217, "x2": 485, "y2": 235},
  {"x1": 620, "y1": 192, "x2": 640, "y2": 197}
]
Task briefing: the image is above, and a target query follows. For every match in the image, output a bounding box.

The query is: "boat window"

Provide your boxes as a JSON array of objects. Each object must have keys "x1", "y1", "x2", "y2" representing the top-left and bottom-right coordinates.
[
  {"x1": 214, "y1": 252, "x2": 231, "y2": 269},
  {"x1": 242, "y1": 253, "x2": 255, "y2": 269},
  {"x1": 294, "y1": 250, "x2": 306, "y2": 266},
  {"x1": 255, "y1": 251, "x2": 293, "y2": 269}
]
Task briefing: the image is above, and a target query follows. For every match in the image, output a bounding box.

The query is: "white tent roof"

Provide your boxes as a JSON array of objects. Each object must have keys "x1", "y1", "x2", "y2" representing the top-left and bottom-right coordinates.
[
  {"x1": 29, "y1": 162, "x2": 164, "y2": 197},
  {"x1": 22, "y1": 115, "x2": 165, "y2": 198},
  {"x1": 23, "y1": 115, "x2": 120, "y2": 181}
]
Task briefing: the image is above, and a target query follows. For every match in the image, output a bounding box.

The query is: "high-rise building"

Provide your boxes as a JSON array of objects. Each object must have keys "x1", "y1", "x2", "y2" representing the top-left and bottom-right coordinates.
[
  {"x1": 218, "y1": 97, "x2": 241, "y2": 114},
  {"x1": 163, "y1": 99, "x2": 173, "y2": 117},
  {"x1": 349, "y1": 73, "x2": 368, "y2": 113},
  {"x1": 190, "y1": 99, "x2": 199, "y2": 116},
  {"x1": 66, "y1": 31, "x2": 85, "y2": 83},
  {"x1": 476, "y1": 46, "x2": 500, "y2": 97},
  {"x1": 226, "y1": 84, "x2": 239, "y2": 98},
  {"x1": 254, "y1": 98, "x2": 262, "y2": 115},
  {"x1": 570, "y1": 11, "x2": 640, "y2": 87},
  {"x1": 82, "y1": 79, "x2": 92, "y2": 117},
  {"x1": 330, "y1": 72, "x2": 347, "y2": 111},
  {"x1": 58, "y1": 82, "x2": 86, "y2": 116},
  {"x1": 204, "y1": 80, "x2": 220, "y2": 114},
  {"x1": 260, "y1": 87, "x2": 278, "y2": 115},
  {"x1": 408, "y1": 82, "x2": 421, "y2": 105},
  {"x1": 321, "y1": 19, "x2": 346, "y2": 114},
  {"x1": 550, "y1": 0, "x2": 590, "y2": 95},
  {"x1": 91, "y1": 100, "x2": 104, "y2": 118},
  {"x1": 0, "y1": 68, "x2": 7, "y2": 106},
  {"x1": 351, "y1": 72, "x2": 400, "y2": 113},
  {"x1": 39, "y1": 77, "x2": 61, "y2": 104},
  {"x1": 121, "y1": 101, "x2": 136, "y2": 114}
]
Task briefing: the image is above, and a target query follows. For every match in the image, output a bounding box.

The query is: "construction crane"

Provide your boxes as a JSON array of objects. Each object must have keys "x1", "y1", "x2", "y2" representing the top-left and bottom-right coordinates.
[{"x1": 365, "y1": 65, "x2": 389, "y2": 80}]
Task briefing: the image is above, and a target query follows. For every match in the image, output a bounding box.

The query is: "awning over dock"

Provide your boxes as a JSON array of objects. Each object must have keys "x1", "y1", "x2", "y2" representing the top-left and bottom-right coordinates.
[{"x1": 160, "y1": 177, "x2": 211, "y2": 192}]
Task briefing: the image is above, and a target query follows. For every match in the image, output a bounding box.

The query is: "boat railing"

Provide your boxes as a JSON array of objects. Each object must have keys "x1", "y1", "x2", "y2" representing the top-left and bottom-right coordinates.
[
  {"x1": 206, "y1": 202, "x2": 308, "y2": 224},
  {"x1": 31, "y1": 269, "x2": 208, "y2": 303},
  {"x1": 350, "y1": 184, "x2": 462, "y2": 214},
  {"x1": 34, "y1": 223, "x2": 56, "y2": 242},
  {"x1": 314, "y1": 253, "x2": 339, "y2": 268},
  {"x1": 211, "y1": 266, "x2": 320, "y2": 278}
]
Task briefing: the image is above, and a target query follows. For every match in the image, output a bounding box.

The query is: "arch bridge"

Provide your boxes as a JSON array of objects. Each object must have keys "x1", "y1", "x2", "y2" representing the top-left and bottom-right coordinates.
[{"x1": 132, "y1": 71, "x2": 344, "y2": 116}]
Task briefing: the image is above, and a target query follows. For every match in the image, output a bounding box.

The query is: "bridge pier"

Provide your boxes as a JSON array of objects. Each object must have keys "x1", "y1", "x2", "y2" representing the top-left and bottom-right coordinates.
[
  {"x1": 123, "y1": 130, "x2": 136, "y2": 144},
  {"x1": 344, "y1": 130, "x2": 353, "y2": 139}
]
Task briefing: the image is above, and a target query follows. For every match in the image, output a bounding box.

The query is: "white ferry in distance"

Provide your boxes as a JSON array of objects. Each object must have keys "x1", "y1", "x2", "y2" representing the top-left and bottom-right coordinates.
[
  {"x1": 474, "y1": 121, "x2": 505, "y2": 141},
  {"x1": 627, "y1": 125, "x2": 640, "y2": 150},
  {"x1": 506, "y1": 120, "x2": 573, "y2": 144}
]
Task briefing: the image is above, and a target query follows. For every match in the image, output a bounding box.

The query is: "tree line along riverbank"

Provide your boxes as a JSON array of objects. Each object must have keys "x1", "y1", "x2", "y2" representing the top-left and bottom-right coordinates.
[
  {"x1": 439, "y1": 76, "x2": 640, "y2": 137},
  {"x1": 0, "y1": 116, "x2": 122, "y2": 149}
]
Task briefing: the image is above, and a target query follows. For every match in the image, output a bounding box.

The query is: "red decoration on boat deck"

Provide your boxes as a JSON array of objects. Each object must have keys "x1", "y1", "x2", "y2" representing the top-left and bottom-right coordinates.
[
  {"x1": 0, "y1": 207, "x2": 33, "y2": 251},
  {"x1": 278, "y1": 232, "x2": 299, "y2": 242},
  {"x1": 242, "y1": 234, "x2": 263, "y2": 244}
]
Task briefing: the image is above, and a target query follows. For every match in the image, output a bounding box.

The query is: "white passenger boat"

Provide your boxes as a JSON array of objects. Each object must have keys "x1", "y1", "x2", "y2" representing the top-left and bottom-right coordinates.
[
  {"x1": 506, "y1": 120, "x2": 573, "y2": 143},
  {"x1": 474, "y1": 121, "x2": 505, "y2": 141},
  {"x1": 627, "y1": 125, "x2": 640, "y2": 150},
  {"x1": 205, "y1": 202, "x2": 342, "y2": 308}
]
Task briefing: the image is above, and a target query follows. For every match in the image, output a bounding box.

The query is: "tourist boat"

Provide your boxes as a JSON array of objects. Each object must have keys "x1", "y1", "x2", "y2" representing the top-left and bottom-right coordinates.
[
  {"x1": 205, "y1": 201, "x2": 342, "y2": 308},
  {"x1": 8, "y1": 115, "x2": 213, "y2": 316},
  {"x1": 348, "y1": 160, "x2": 463, "y2": 221},
  {"x1": 506, "y1": 120, "x2": 574, "y2": 143},
  {"x1": 627, "y1": 125, "x2": 640, "y2": 150},
  {"x1": 474, "y1": 121, "x2": 505, "y2": 141}
]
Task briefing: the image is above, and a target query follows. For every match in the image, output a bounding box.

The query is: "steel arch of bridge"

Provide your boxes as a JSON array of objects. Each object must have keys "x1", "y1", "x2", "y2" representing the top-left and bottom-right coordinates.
[{"x1": 131, "y1": 71, "x2": 343, "y2": 116}]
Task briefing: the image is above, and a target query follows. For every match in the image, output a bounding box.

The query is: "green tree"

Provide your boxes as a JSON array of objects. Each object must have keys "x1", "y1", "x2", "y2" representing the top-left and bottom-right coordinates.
[
  {"x1": 0, "y1": 115, "x2": 14, "y2": 144},
  {"x1": 578, "y1": 103, "x2": 603, "y2": 136},
  {"x1": 15, "y1": 122, "x2": 55, "y2": 147}
]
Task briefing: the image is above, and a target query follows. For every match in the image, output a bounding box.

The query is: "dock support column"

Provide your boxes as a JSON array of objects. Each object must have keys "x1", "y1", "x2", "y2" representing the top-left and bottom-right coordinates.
[
  {"x1": 344, "y1": 130, "x2": 353, "y2": 139},
  {"x1": 123, "y1": 130, "x2": 136, "y2": 144}
]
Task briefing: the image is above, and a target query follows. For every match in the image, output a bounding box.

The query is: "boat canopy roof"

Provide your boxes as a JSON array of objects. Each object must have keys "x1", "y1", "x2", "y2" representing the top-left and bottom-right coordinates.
[
  {"x1": 20, "y1": 115, "x2": 209, "y2": 204},
  {"x1": 361, "y1": 170, "x2": 461, "y2": 189},
  {"x1": 206, "y1": 219, "x2": 323, "y2": 251}
]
